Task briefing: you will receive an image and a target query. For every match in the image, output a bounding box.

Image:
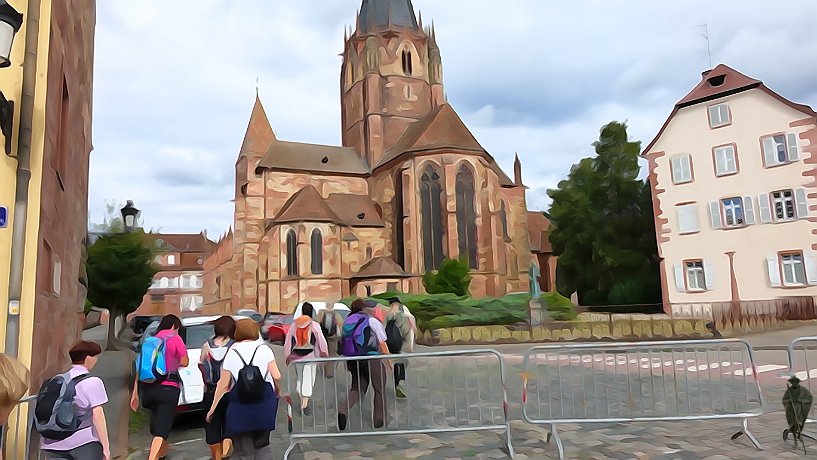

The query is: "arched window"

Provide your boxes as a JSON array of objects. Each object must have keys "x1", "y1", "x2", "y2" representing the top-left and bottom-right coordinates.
[
  {"x1": 401, "y1": 49, "x2": 412, "y2": 76},
  {"x1": 420, "y1": 165, "x2": 445, "y2": 271},
  {"x1": 286, "y1": 230, "x2": 298, "y2": 276},
  {"x1": 393, "y1": 171, "x2": 405, "y2": 268},
  {"x1": 456, "y1": 164, "x2": 478, "y2": 269},
  {"x1": 500, "y1": 201, "x2": 510, "y2": 240},
  {"x1": 310, "y1": 229, "x2": 323, "y2": 275}
]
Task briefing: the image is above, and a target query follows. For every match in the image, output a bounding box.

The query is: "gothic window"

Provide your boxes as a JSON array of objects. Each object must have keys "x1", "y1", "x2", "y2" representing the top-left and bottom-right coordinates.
[
  {"x1": 401, "y1": 49, "x2": 412, "y2": 76},
  {"x1": 310, "y1": 229, "x2": 323, "y2": 275},
  {"x1": 393, "y1": 171, "x2": 405, "y2": 268},
  {"x1": 500, "y1": 201, "x2": 510, "y2": 241},
  {"x1": 286, "y1": 230, "x2": 298, "y2": 277},
  {"x1": 420, "y1": 165, "x2": 445, "y2": 271},
  {"x1": 456, "y1": 164, "x2": 478, "y2": 269}
]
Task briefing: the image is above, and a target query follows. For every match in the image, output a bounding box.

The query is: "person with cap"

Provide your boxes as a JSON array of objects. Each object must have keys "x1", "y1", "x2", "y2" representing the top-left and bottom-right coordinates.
[
  {"x1": 337, "y1": 299, "x2": 390, "y2": 430},
  {"x1": 315, "y1": 302, "x2": 344, "y2": 379},
  {"x1": 284, "y1": 302, "x2": 328, "y2": 416},
  {"x1": 382, "y1": 297, "x2": 417, "y2": 399}
]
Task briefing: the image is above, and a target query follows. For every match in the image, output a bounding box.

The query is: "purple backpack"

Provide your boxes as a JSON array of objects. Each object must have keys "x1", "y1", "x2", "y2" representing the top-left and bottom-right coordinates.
[{"x1": 339, "y1": 313, "x2": 379, "y2": 356}]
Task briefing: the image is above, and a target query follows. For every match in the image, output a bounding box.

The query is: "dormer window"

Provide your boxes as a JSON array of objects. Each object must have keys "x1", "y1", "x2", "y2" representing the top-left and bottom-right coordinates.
[
  {"x1": 401, "y1": 49, "x2": 412, "y2": 76},
  {"x1": 708, "y1": 103, "x2": 731, "y2": 128},
  {"x1": 707, "y1": 75, "x2": 725, "y2": 87}
]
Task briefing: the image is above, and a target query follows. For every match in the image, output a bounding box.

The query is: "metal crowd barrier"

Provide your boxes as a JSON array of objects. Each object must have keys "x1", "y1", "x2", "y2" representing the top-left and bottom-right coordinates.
[
  {"x1": 521, "y1": 339, "x2": 765, "y2": 459},
  {"x1": 1, "y1": 395, "x2": 38, "y2": 460},
  {"x1": 283, "y1": 349, "x2": 514, "y2": 459}
]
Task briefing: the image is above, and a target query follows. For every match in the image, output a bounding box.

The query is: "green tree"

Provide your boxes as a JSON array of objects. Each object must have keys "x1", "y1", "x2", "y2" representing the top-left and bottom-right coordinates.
[
  {"x1": 422, "y1": 258, "x2": 472, "y2": 296},
  {"x1": 547, "y1": 121, "x2": 660, "y2": 306},
  {"x1": 86, "y1": 231, "x2": 157, "y2": 350}
]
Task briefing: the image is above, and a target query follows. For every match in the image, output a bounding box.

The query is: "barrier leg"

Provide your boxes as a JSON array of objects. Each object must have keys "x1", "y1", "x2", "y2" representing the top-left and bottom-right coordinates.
[
  {"x1": 283, "y1": 440, "x2": 301, "y2": 460},
  {"x1": 504, "y1": 422, "x2": 515, "y2": 458},
  {"x1": 736, "y1": 419, "x2": 762, "y2": 450},
  {"x1": 547, "y1": 424, "x2": 565, "y2": 460}
]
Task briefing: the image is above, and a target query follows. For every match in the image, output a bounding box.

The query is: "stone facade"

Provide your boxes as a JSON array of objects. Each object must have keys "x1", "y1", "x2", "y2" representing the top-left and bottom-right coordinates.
[
  {"x1": 205, "y1": 0, "x2": 554, "y2": 313},
  {"x1": 129, "y1": 233, "x2": 213, "y2": 318}
]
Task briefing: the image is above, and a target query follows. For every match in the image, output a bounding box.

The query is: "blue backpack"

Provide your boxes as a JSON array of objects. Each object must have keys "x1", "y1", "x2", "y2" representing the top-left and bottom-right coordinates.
[{"x1": 137, "y1": 335, "x2": 169, "y2": 383}]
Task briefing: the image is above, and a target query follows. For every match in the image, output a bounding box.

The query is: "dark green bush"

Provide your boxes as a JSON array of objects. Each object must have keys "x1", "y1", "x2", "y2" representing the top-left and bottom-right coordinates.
[
  {"x1": 342, "y1": 291, "x2": 577, "y2": 330},
  {"x1": 422, "y1": 259, "x2": 472, "y2": 296}
]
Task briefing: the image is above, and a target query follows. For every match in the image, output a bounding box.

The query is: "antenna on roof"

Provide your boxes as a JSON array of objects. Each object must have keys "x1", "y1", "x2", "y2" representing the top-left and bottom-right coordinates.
[
  {"x1": 255, "y1": 77, "x2": 260, "y2": 96},
  {"x1": 700, "y1": 23, "x2": 713, "y2": 69}
]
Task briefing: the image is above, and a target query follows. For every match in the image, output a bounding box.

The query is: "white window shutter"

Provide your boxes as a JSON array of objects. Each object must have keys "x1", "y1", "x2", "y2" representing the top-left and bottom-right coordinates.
[
  {"x1": 709, "y1": 201, "x2": 723, "y2": 229},
  {"x1": 805, "y1": 253, "x2": 817, "y2": 286},
  {"x1": 758, "y1": 193, "x2": 772, "y2": 223},
  {"x1": 767, "y1": 255, "x2": 782, "y2": 287},
  {"x1": 787, "y1": 133, "x2": 800, "y2": 161},
  {"x1": 670, "y1": 157, "x2": 681, "y2": 182},
  {"x1": 743, "y1": 196, "x2": 756, "y2": 224},
  {"x1": 795, "y1": 188, "x2": 809, "y2": 218},
  {"x1": 681, "y1": 156, "x2": 692, "y2": 181},
  {"x1": 762, "y1": 137, "x2": 777, "y2": 166},
  {"x1": 703, "y1": 262, "x2": 715, "y2": 290},
  {"x1": 673, "y1": 264, "x2": 686, "y2": 292}
]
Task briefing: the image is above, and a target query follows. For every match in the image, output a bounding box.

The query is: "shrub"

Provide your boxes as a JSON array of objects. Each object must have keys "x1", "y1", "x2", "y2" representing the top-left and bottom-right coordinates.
[
  {"x1": 342, "y1": 291, "x2": 577, "y2": 330},
  {"x1": 422, "y1": 258, "x2": 472, "y2": 296}
]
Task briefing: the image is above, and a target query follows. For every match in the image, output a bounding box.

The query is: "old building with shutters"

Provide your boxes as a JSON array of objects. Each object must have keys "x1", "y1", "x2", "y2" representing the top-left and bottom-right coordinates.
[
  {"x1": 642, "y1": 64, "x2": 817, "y2": 316},
  {"x1": 205, "y1": 0, "x2": 556, "y2": 312}
]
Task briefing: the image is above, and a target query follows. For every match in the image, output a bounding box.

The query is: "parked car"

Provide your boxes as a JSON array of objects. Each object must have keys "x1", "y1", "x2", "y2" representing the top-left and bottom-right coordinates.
[
  {"x1": 261, "y1": 313, "x2": 293, "y2": 345},
  {"x1": 236, "y1": 309, "x2": 263, "y2": 323},
  {"x1": 135, "y1": 315, "x2": 243, "y2": 413}
]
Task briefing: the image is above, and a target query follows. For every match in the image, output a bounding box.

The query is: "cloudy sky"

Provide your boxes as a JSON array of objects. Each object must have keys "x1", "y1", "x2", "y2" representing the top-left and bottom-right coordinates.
[{"x1": 89, "y1": 0, "x2": 817, "y2": 236}]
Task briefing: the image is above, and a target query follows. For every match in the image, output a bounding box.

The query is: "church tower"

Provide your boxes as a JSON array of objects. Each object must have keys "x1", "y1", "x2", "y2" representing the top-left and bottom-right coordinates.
[{"x1": 340, "y1": 0, "x2": 445, "y2": 167}]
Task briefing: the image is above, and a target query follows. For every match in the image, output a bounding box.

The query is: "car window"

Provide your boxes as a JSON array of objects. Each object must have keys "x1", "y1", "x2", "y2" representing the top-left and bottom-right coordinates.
[{"x1": 181, "y1": 324, "x2": 214, "y2": 349}]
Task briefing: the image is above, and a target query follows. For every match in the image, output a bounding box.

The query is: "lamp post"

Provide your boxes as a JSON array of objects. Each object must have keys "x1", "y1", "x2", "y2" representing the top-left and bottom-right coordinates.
[
  {"x1": 120, "y1": 200, "x2": 140, "y2": 233},
  {"x1": 0, "y1": 1, "x2": 22, "y2": 155}
]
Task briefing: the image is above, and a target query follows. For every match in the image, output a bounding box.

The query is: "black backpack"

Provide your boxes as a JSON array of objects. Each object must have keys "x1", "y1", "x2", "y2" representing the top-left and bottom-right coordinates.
[
  {"x1": 34, "y1": 373, "x2": 92, "y2": 440},
  {"x1": 320, "y1": 311, "x2": 339, "y2": 338},
  {"x1": 385, "y1": 319, "x2": 404, "y2": 354},
  {"x1": 233, "y1": 346, "x2": 267, "y2": 403},
  {"x1": 200, "y1": 338, "x2": 234, "y2": 388}
]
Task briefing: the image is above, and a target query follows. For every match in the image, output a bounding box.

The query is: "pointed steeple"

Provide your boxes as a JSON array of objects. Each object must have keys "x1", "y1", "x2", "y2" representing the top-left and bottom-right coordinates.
[
  {"x1": 357, "y1": 0, "x2": 418, "y2": 33},
  {"x1": 514, "y1": 153, "x2": 523, "y2": 186},
  {"x1": 239, "y1": 95, "x2": 276, "y2": 159}
]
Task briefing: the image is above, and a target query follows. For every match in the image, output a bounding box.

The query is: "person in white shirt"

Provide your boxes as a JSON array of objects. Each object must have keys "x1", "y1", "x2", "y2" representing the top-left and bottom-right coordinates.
[{"x1": 207, "y1": 319, "x2": 282, "y2": 460}]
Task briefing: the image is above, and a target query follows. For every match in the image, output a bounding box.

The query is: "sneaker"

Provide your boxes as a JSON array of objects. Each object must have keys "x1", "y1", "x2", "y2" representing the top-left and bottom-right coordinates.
[
  {"x1": 395, "y1": 387, "x2": 407, "y2": 399},
  {"x1": 302, "y1": 405, "x2": 312, "y2": 416},
  {"x1": 338, "y1": 413, "x2": 347, "y2": 431}
]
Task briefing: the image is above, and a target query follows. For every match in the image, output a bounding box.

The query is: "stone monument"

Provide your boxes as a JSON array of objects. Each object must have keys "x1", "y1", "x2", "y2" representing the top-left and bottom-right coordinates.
[{"x1": 528, "y1": 262, "x2": 548, "y2": 326}]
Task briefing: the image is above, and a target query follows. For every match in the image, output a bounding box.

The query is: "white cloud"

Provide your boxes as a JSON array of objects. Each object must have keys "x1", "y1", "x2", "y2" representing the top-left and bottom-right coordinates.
[{"x1": 89, "y1": 0, "x2": 817, "y2": 236}]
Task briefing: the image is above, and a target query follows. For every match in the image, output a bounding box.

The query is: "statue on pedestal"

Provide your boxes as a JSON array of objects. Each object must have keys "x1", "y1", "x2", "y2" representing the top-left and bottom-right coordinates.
[{"x1": 528, "y1": 262, "x2": 547, "y2": 326}]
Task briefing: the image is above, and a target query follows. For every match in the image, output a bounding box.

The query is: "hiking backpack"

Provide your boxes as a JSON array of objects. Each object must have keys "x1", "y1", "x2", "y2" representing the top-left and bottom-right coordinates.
[
  {"x1": 339, "y1": 313, "x2": 378, "y2": 357},
  {"x1": 34, "y1": 372, "x2": 92, "y2": 440},
  {"x1": 385, "y1": 318, "x2": 404, "y2": 354},
  {"x1": 136, "y1": 335, "x2": 169, "y2": 383},
  {"x1": 234, "y1": 346, "x2": 268, "y2": 403},
  {"x1": 200, "y1": 339, "x2": 234, "y2": 387},
  {"x1": 290, "y1": 328, "x2": 317, "y2": 357},
  {"x1": 319, "y1": 311, "x2": 339, "y2": 338}
]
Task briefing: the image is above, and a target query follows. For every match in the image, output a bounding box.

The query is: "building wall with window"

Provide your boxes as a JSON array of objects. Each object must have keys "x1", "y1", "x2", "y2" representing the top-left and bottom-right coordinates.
[
  {"x1": 644, "y1": 65, "x2": 817, "y2": 311},
  {"x1": 129, "y1": 233, "x2": 213, "y2": 318}
]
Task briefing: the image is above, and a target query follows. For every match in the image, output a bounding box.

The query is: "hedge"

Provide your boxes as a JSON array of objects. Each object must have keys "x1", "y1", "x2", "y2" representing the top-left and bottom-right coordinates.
[{"x1": 340, "y1": 291, "x2": 576, "y2": 330}]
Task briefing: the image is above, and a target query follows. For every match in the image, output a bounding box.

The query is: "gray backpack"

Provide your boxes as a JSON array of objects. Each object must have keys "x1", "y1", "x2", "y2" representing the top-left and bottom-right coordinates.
[{"x1": 34, "y1": 372, "x2": 92, "y2": 440}]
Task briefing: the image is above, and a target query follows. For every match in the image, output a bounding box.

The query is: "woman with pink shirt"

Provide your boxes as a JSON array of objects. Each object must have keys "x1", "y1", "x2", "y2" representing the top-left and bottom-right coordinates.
[
  {"x1": 130, "y1": 315, "x2": 188, "y2": 460},
  {"x1": 284, "y1": 302, "x2": 328, "y2": 416}
]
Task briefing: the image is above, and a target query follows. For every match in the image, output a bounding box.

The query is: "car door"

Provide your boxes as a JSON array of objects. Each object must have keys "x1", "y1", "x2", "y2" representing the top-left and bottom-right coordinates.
[{"x1": 177, "y1": 324, "x2": 212, "y2": 408}]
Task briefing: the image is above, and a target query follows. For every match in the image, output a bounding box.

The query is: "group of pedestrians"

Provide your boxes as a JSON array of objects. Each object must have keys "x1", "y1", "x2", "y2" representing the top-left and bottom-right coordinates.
[{"x1": 0, "y1": 296, "x2": 416, "y2": 460}]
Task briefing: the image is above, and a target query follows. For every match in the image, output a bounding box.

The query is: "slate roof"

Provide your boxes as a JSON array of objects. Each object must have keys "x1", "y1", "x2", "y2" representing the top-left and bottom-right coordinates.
[
  {"x1": 358, "y1": 0, "x2": 418, "y2": 33},
  {"x1": 353, "y1": 256, "x2": 410, "y2": 279},
  {"x1": 376, "y1": 103, "x2": 514, "y2": 186},
  {"x1": 256, "y1": 140, "x2": 370, "y2": 176}
]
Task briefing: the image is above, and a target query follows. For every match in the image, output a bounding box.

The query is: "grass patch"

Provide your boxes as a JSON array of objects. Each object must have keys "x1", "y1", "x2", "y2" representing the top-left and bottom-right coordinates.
[{"x1": 129, "y1": 409, "x2": 148, "y2": 433}]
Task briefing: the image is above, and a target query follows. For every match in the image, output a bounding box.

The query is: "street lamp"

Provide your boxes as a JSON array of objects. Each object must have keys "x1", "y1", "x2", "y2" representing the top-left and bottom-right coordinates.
[
  {"x1": 0, "y1": 2, "x2": 22, "y2": 155},
  {"x1": 120, "y1": 200, "x2": 140, "y2": 233},
  {"x1": 0, "y1": 1, "x2": 23, "y2": 68}
]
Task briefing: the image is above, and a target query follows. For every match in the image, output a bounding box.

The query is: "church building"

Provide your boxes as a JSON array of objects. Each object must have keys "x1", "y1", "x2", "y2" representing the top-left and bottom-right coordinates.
[{"x1": 204, "y1": 0, "x2": 551, "y2": 312}]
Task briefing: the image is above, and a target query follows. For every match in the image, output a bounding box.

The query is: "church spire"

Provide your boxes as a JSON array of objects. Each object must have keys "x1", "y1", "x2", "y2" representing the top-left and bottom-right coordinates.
[
  {"x1": 514, "y1": 153, "x2": 523, "y2": 186},
  {"x1": 357, "y1": 0, "x2": 418, "y2": 33},
  {"x1": 238, "y1": 95, "x2": 276, "y2": 160}
]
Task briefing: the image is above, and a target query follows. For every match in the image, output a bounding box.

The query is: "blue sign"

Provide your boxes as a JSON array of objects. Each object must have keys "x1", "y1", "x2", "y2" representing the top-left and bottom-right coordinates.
[{"x1": 0, "y1": 207, "x2": 6, "y2": 228}]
